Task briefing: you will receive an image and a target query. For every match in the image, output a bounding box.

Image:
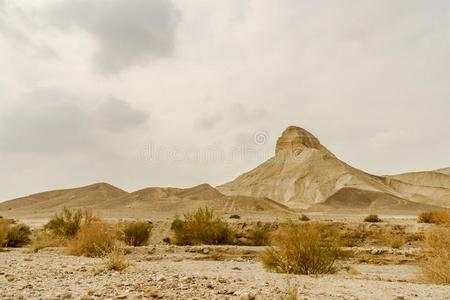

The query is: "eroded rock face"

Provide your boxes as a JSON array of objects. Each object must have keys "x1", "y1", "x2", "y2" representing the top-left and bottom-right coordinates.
[{"x1": 275, "y1": 126, "x2": 322, "y2": 155}]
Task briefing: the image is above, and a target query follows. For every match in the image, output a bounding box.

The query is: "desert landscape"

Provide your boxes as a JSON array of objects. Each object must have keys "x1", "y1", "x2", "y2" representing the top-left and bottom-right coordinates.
[
  {"x1": 1, "y1": 126, "x2": 449, "y2": 299},
  {"x1": 1, "y1": 1, "x2": 450, "y2": 299}
]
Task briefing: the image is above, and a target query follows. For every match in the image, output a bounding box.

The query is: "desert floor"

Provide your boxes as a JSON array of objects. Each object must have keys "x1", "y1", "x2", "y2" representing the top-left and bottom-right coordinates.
[{"x1": 1, "y1": 214, "x2": 449, "y2": 300}]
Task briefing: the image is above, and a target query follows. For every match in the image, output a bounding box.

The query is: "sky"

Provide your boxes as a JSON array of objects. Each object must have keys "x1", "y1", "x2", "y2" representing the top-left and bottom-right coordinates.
[{"x1": 0, "y1": 0, "x2": 449, "y2": 200}]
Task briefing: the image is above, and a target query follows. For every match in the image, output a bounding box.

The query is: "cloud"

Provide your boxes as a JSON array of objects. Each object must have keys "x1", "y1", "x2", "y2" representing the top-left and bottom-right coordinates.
[
  {"x1": 50, "y1": 0, "x2": 180, "y2": 74},
  {"x1": 95, "y1": 97, "x2": 148, "y2": 132},
  {"x1": 0, "y1": 89, "x2": 149, "y2": 154},
  {"x1": 197, "y1": 103, "x2": 267, "y2": 131}
]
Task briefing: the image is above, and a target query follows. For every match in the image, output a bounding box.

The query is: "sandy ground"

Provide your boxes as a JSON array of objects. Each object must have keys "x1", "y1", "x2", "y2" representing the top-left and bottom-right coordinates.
[{"x1": 1, "y1": 244, "x2": 450, "y2": 300}]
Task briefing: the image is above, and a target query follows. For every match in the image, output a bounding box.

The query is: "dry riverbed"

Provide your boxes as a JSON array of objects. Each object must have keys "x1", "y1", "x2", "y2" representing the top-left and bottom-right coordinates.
[{"x1": 1, "y1": 245, "x2": 449, "y2": 300}]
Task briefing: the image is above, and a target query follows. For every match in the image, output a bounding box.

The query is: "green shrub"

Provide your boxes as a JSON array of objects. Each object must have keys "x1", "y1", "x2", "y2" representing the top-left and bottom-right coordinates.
[
  {"x1": 6, "y1": 224, "x2": 32, "y2": 247},
  {"x1": 170, "y1": 207, "x2": 235, "y2": 245},
  {"x1": 247, "y1": 222, "x2": 271, "y2": 246},
  {"x1": 262, "y1": 223, "x2": 341, "y2": 275},
  {"x1": 44, "y1": 208, "x2": 97, "y2": 237},
  {"x1": 364, "y1": 214, "x2": 382, "y2": 223},
  {"x1": 123, "y1": 222, "x2": 153, "y2": 247}
]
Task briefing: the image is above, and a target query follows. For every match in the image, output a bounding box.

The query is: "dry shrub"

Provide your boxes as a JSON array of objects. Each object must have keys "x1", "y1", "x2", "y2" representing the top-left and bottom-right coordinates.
[
  {"x1": 0, "y1": 219, "x2": 8, "y2": 247},
  {"x1": 123, "y1": 221, "x2": 153, "y2": 247},
  {"x1": 384, "y1": 233, "x2": 405, "y2": 249},
  {"x1": 30, "y1": 231, "x2": 66, "y2": 252},
  {"x1": 104, "y1": 247, "x2": 128, "y2": 271},
  {"x1": 6, "y1": 224, "x2": 31, "y2": 247},
  {"x1": 280, "y1": 279, "x2": 299, "y2": 300},
  {"x1": 364, "y1": 214, "x2": 382, "y2": 223},
  {"x1": 68, "y1": 222, "x2": 115, "y2": 257},
  {"x1": 247, "y1": 222, "x2": 271, "y2": 246},
  {"x1": 340, "y1": 225, "x2": 369, "y2": 247},
  {"x1": 421, "y1": 226, "x2": 450, "y2": 284},
  {"x1": 418, "y1": 211, "x2": 450, "y2": 225},
  {"x1": 262, "y1": 223, "x2": 341, "y2": 275},
  {"x1": 299, "y1": 214, "x2": 310, "y2": 222},
  {"x1": 44, "y1": 208, "x2": 98, "y2": 237},
  {"x1": 170, "y1": 207, "x2": 235, "y2": 245}
]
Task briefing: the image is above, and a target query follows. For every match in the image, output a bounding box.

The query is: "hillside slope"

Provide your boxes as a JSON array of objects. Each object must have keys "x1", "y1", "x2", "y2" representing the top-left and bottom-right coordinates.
[{"x1": 218, "y1": 126, "x2": 450, "y2": 209}]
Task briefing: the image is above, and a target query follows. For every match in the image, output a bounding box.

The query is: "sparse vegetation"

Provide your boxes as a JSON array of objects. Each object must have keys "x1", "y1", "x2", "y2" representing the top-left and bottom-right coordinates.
[
  {"x1": 299, "y1": 214, "x2": 310, "y2": 222},
  {"x1": 262, "y1": 223, "x2": 341, "y2": 275},
  {"x1": 364, "y1": 214, "x2": 382, "y2": 223},
  {"x1": 247, "y1": 222, "x2": 271, "y2": 246},
  {"x1": 418, "y1": 211, "x2": 450, "y2": 225},
  {"x1": 280, "y1": 278, "x2": 299, "y2": 300},
  {"x1": 170, "y1": 207, "x2": 235, "y2": 245},
  {"x1": 421, "y1": 226, "x2": 450, "y2": 284},
  {"x1": 44, "y1": 208, "x2": 98, "y2": 237},
  {"x1": 5, "y1": 224, "x2": 32, "y2": 247},
  {"x1": 68, "y1": 222, "x2": 115, "y2": 257},
  {"x1": 385, "y1": 234, "x2": 405, "y2": 249},
  {"x1": 104, "y1": 247, "x2": 128, "y2": 271},
  {"x1": 123, "y1": 221, "x2": 153, "y2": 247}
]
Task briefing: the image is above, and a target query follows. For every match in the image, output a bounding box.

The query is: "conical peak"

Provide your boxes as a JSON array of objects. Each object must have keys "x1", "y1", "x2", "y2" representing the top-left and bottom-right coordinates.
[{"x1": 275, "y1": 126, "x2": 322, "y2": 155}]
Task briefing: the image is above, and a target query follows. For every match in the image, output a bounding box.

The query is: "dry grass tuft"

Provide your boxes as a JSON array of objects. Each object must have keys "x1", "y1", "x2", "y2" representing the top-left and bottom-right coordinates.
[
  {"x1": 421, "y1": 226, "x2": 450, "y2": 284},
  {"x1": 30, "y1": 231, "x2": 66, "y2": 252},
  {"x1": 279, "y1": 278, "x2": 299, "y2": 300},
  {"x1": 68, "y1": 222, "x2": 115, "y2": 257},
  {"x1": 384, "y1": 233, "x2": 405, "y2": 249},
  {"x1": 0, "y1": 219, "x2": 8, "y2": 248},
  {"x1": 418, "y1": 211, "x2": 450, "y2": 226},
  {"x1": 262, "y1": 222, "x2": 341, "y2": 275},
  {"x1": 170, "y1": 207, "x2": 235, "y2": 245},
  {"x1": 247, "y1": 222, "x2": 271, "y2": 246},
  {"x1": 104, "y1": 246, "x2": 128, "y2": 271}
]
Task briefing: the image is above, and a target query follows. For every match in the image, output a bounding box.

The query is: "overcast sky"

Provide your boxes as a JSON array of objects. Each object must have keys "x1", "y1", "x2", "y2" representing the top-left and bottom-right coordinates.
[{"x1": 0, "y1": 0, "x2": 449, "y2": 200}]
